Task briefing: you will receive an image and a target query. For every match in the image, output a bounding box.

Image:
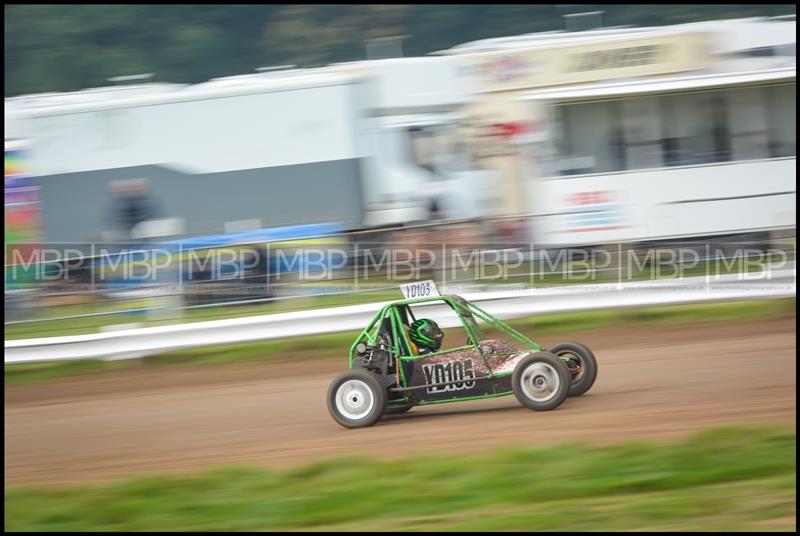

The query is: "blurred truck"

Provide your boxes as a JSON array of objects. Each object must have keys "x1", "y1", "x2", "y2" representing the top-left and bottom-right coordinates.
[{"x1": 4, "y1": 58, "x2": 497, "y2": 244}]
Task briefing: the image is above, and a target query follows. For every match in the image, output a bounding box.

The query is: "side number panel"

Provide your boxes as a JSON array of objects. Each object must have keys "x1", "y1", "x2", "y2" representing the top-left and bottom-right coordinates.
[{"x1": 406, "y1": 350, "x2": 494, "y2": 402}]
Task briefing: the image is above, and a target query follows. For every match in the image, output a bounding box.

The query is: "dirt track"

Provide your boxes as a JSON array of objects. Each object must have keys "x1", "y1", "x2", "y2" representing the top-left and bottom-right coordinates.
[{"x1": 5, "y1": 318, "x2": 796, "y2": 486}]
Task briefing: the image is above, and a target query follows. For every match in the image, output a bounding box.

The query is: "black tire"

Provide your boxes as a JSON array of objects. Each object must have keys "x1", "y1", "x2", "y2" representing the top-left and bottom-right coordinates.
[
  {"x1": 512, "y1": 352, "x2": 571, "y2": 411},
  {"x1": 548, "y1": 341, "x2": 598, "y2": 397},
  {"x1": 327, "y1": 369, "x2": 387, "y2": 429}
]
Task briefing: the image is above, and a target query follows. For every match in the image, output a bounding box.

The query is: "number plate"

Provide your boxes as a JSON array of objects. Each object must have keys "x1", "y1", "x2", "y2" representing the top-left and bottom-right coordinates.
[{"x1": 399, "y1": 280, "x2": 440, "y2": 299}]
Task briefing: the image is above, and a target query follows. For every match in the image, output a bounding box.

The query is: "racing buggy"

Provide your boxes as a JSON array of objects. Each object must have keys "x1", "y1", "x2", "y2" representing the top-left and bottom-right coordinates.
[{"x1": 328, "y1": 281, "x2": 598, "y2": 428}]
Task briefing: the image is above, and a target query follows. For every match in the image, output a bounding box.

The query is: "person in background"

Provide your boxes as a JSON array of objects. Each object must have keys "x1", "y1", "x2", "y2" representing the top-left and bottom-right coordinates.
[{"x1": 106, "y1": 178, "x2": 158, "y2": 241}]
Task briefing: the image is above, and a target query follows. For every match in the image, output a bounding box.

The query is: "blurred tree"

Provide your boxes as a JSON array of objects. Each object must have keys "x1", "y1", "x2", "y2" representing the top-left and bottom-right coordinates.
[
  {"x1": 260, "y1": 5, "x2": 412, "y2": 66},
  {"x1": 4, "y1": 4, "x2": 796, "y2": 97}
]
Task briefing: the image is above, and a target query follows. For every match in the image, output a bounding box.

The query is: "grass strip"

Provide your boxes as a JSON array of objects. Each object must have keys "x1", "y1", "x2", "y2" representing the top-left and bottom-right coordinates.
[{"x1": 4, "y1": 425, "x2": 795, "y2": 532}]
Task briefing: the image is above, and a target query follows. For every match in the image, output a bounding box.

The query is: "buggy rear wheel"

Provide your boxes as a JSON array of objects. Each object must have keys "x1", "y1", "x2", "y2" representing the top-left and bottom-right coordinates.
[
  {"x1": 328, "y1": 369, "x2": 387, "y2": 429},
  {"x1": 512, "y1": 352, "x2": 571, "y2": 411},
  {"x1": 548, "y1": 341, "x2": 598, "y2": 397}
]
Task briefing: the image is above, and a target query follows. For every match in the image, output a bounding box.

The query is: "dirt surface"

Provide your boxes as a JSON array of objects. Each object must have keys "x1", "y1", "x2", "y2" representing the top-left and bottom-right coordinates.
[{"x1": 5, "y1": 318, "x2": 796, "y2": 486}]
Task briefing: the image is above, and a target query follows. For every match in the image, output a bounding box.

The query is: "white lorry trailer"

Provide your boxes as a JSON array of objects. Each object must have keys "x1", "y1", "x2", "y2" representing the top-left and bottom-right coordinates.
[{"x1": 4, "y1": 58, "x2": 496, "y2": 243}]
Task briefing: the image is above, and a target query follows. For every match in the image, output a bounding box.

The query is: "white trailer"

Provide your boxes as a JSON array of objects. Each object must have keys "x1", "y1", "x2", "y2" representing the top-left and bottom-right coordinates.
[
  {"x1": 4, "y1": 58, "x2": 496, "y2": 243},
  {"x1": 515, "y1": 66, "x2": 796, "y2": 247}
]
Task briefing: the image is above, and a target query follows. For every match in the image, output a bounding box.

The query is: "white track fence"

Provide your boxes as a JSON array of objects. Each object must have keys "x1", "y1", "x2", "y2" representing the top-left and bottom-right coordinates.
[{"x1": 5, "y1": 266, "x2": 795, "y2": 364}]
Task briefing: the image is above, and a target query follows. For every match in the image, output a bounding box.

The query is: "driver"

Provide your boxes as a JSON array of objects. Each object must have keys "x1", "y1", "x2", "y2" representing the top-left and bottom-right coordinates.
[{"x1": 408, "y1": 318, "x2": 444, "y2": 355}]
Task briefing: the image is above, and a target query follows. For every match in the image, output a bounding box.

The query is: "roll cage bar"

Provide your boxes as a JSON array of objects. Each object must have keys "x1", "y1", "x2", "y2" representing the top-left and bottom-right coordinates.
[{"x1": 348, "y1": 294, "x2": 542, "y2": 369}]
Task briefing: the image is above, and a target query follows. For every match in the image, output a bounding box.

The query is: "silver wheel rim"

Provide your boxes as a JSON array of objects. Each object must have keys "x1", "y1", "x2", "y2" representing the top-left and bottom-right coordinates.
[
  {"x1": 335, "y1": 379, "x2": 375, "y2": 420},
  {"x1": 520, "y1": 362, "x2": 560, "y2": 402}
]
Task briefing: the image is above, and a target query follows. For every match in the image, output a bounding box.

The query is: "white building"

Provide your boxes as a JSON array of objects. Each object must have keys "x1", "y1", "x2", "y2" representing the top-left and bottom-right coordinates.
[{"x1": 437, "y1": 16, "x2": 796, "y2": 246}]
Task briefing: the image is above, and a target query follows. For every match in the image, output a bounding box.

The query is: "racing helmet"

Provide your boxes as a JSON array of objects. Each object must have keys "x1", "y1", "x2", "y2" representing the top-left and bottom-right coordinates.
[{"x1": 409, "y1": 318, "x2": 443, "y2": 351}]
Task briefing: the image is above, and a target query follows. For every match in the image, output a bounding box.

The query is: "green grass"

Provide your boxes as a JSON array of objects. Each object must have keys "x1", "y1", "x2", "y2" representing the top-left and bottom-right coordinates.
[
  {"x1": 516, "y1": 297, "x2": 797, "y2": 333},
  {"x1": 4, "y1": 426, "x2": 795, "y2": 531},
  {"x1": 5, "y1": 298, "x2": 795, "y2": 384}
]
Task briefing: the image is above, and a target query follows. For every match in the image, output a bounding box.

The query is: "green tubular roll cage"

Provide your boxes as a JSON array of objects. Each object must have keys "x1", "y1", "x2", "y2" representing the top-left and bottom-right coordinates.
[{"x1": 348, "y1": 295, "x2": 542, "y2": 388}]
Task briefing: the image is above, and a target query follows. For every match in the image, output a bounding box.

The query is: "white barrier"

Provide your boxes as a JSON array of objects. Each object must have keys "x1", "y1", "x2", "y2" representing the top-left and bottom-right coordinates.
[{"x1": 4, "y1": 267, "x2": 795, "y2": 364}]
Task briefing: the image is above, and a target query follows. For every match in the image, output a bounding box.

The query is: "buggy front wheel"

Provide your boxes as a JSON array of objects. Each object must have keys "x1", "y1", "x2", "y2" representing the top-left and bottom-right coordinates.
[
  {"x1": 512, "y1": 352, "x2": 571, "y2": 411},
  {"x1": 327, "y1": 369, "x2": 387, "y2": 429}
]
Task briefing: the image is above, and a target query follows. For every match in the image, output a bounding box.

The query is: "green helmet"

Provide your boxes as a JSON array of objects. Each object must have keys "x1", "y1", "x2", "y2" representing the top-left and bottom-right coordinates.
[{"x1": 409, "y1": 318, "x2": 443, "y2": 351}]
